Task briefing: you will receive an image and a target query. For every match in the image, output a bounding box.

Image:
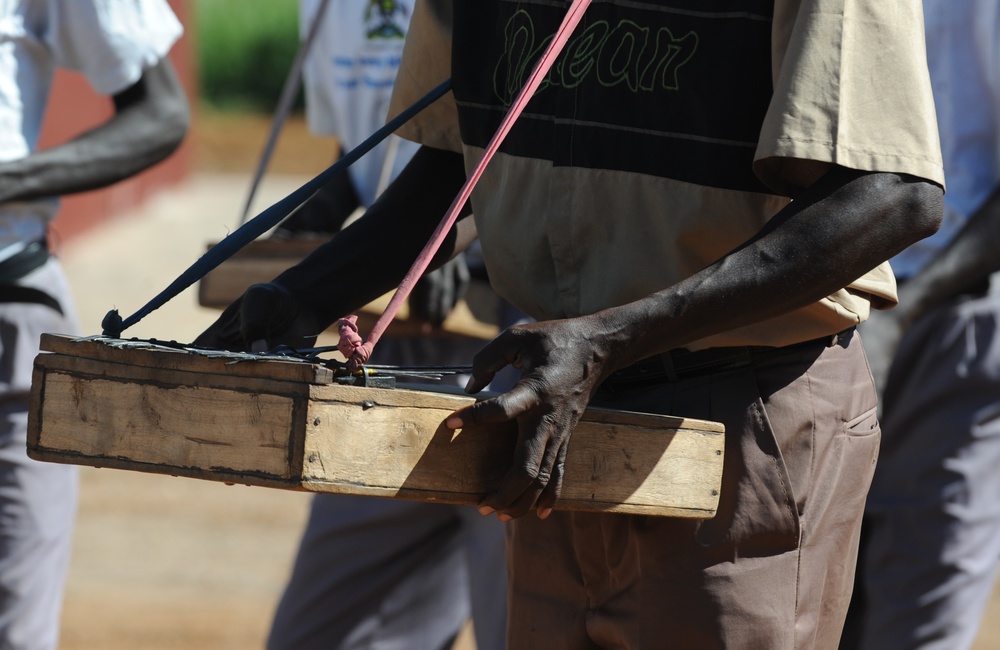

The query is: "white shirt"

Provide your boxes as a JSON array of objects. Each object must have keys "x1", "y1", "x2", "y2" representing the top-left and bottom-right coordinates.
[
  {"x1": 891, "y1": 0, "x2": 1000, "y2": 279},
  {"x1": 299, "y1": 0, "x2": 420, "y2": 207},
  {"x1": 0, "y1": 0, "x2": 182, "y2": 248}
]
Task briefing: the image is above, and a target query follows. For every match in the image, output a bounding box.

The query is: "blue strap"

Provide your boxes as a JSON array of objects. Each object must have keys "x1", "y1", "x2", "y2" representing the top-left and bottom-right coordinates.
[{"x1": 102, "y1": 79, "x2": 453, "y2": 338}]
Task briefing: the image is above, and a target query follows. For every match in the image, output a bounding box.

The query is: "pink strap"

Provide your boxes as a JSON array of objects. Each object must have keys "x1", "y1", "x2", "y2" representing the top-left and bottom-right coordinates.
[{"x1": 339, "y1": 0, "x2": 593, "y2": 368}]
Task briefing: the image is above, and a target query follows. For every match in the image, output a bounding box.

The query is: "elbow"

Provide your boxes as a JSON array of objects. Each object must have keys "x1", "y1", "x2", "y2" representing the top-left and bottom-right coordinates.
[
  {"x1": 153, "y1": 96, "x2": 191, "y2": 160},
  {"x1": 125, "y1": 93, "x2": 190, "y2": 168},
  {"x1": 113, "y1": 59, "x2": 191, "y2": 164},
  {"x1": 899, "y1": 177, "x2": 944, "y2": 245}
]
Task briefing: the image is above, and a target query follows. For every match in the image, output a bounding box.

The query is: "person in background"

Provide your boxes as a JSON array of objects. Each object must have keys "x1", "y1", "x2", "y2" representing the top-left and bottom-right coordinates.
[
  {"x1": 0, "y1": 1, "x2": 188, "y2": 648},
  {"x1": 263, "y1": 2, "x2": 507, "y2": 649},
  {"x1": 841, "y1": 1, "x2": 1000, "y2": 648}
]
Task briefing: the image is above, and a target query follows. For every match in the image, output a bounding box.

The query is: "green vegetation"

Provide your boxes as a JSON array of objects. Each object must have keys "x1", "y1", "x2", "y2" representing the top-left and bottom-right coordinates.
[{"x1": 194, "y1": 0, "x2": 302, "y2": 112}]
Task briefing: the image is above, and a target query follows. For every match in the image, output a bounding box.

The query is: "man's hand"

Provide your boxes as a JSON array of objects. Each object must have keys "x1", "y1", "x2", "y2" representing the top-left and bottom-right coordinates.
[
  {"x1": 408, "y1": 254, "x2": 470, "y2": 329},
  {"x1": 193, "y1": 283, "x2": 322, "y2": 352},
  {"x1": 445, "y1": 317, "x2": 614, "y2": 520}
]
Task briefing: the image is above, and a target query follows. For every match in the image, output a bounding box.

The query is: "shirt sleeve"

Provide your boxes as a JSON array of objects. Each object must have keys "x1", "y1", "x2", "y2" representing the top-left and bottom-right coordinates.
[
  {"x1": 43, "y1": 0, "x2": 182, "y2": 96},
  {"x1": 754, "y1": 0, "x2": 945, "y2": 194},
  {"x1": 387, "y1": 0, "x2": 462, "y2": 153}
]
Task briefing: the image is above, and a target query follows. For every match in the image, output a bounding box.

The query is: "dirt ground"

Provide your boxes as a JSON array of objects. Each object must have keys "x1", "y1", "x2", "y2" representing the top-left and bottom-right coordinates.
[{"x1": 50, "y1": 112, "x2": 1000, "y2": 649}]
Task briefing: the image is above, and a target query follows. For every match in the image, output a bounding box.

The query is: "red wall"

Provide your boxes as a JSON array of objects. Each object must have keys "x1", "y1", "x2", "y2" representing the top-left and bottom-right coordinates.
[{"x1": 37, "y1": 0, "x2": 196, "y2": 244}]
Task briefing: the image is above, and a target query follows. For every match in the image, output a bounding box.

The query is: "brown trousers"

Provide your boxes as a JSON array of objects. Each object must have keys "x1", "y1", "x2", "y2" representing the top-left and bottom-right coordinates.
[{"x1": 506, "y1": 330, "x2": 879, "y2": 649}]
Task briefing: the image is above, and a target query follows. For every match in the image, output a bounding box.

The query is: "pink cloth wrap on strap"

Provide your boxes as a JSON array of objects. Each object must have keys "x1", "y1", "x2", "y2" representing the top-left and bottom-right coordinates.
[
  {"x1": 336, "y1": 0, "x2": 592, "y2": 371},
  {"x1": 337, "y1": 315, "x2": 373, "y2": 366}
]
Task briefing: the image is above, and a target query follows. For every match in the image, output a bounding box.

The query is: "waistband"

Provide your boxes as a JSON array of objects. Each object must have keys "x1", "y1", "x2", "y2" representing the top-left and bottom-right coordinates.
[
  {"x1": 599, "y1": 328, "x2": 855, "y2": 393},
  {"x1": 0, "y1": 240, "x2": 61, "y2": 314}
]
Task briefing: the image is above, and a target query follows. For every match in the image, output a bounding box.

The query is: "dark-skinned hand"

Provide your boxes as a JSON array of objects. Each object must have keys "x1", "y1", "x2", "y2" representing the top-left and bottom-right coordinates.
[
  {"x1": 445, "y1": 316, "x2": 614, "y2": 521},
  {"x1": 408, "y1": 254, "x2": 471, "y2": 329},
  {"x1": 192, "y1": 283, "x2": 322, "y2": 353}
]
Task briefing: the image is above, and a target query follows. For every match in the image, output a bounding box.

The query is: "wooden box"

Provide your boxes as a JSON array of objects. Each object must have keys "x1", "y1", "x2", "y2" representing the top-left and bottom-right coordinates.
[{"x1": 27, "y1": 335, "x2": 725, "y2": 518}]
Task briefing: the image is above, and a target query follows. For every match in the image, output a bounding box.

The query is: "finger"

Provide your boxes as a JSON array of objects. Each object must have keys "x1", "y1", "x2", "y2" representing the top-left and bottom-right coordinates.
[
  {"x1": 446, "y1": 381, "x2": 541, "y2": 429},
  {"x1": 491, "y1": 477, "x2": 545, "y2": 520},
  {"x1": 408, "y1": 275, "x2": 437, "y2": 325},
  {"x1": 494, "y1": 426, "x2": 566, "y2": 519},
  {"x1": 536, "y1": 438, "x2": 569, "y2": 518},
  {"x1": 465, "y1": 332, "x2": 528, "y2": 393},
  {"x1": 427, "y1": 271, "x2": 446, "y2": 326},
  {"x1": 437, "y1": 267, "x2": 454, "y2": 325},
  {"x1": 482, "y1": 412, "x2": 559, "y2": 516},
  {"x1": 454, "y1": 254, "x2": 471, "y2": 291}
]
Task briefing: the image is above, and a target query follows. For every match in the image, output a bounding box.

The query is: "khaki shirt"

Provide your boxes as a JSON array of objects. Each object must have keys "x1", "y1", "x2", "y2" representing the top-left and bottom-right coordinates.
[{"x1": 389, "y1": 0, "x2": 944, "y2": 349}]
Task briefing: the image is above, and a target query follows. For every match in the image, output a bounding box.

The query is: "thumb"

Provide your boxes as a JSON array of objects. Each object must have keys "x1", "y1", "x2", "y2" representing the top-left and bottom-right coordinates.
[
  {"x1": 446, "y1": 382, "x2": 536, "y2": 429},
  {"x1": 465, "y1": 330, "x2": 525, "y2": 393}
]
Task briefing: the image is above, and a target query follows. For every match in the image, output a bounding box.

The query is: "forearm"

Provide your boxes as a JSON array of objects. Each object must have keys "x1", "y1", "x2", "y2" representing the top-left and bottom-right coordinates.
[
  {"x1": 273, "y1": 145, "x2": 469, "y2": 326},
  {"x1": 591, "y1": 167, "x2": 944, "y2": 371},
  {"x1": 894, "y1": 186, "x2": 1000, "y2": 327},
  {"x1": 0, "y1": 58, "x2": 188, "y2": 203}
]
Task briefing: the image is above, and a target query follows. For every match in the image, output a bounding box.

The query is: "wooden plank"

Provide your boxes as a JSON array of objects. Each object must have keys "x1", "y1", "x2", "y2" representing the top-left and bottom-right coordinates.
[
  {"x1": 33, "y1": 351, "x2": 310, "y2": 398},
  {"x1": 27, "y1": 337, "x2": 725, "y2": 517},
  {"x1": 28, "y1": 340, "x2": 312, "y2": 487},
  {"x1": 299, "y1": 385, "x2": 723, "y2": 516},
  {"x1": 30, "y1": 370, "x2": 300, "y2": 480},
  {"x1": 39, "y1": 334, "x2": 334, "y2": 385}
]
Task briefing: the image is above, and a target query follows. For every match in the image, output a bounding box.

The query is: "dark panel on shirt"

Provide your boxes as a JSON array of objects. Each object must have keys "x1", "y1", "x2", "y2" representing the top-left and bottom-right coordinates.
[{"x1": 452, "y1": 0, "x2": 775, "y2": 193}]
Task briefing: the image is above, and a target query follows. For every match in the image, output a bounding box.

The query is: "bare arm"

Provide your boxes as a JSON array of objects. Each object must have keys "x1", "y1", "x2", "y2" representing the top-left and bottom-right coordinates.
[
  {"x1": 598, "y1": 168, "x2": 942, "y2": 368},
  {"x1": 452, "y1": 166, "x2": 943, "y2": 519},
  {"x1": 0, "y1": 57, "x2": 189, "y2": 203},
  {"x1": 194, "y1": 145, "x2": 470, "y2": 349},
  {"x1": 276, "y1": 145, "x2": 469, "y2": 319}
]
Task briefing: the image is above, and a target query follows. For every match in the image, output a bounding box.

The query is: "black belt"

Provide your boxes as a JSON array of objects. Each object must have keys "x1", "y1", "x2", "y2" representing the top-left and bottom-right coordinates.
[
  {"x1": 0, "y1": 286, "x2": 63, "y2": 314},
  {"x1": 0, "y1": 241, "x2": 62, "y2": 314},
  {"x1": 599, "y1": 328, "x2": 854, "y2": 393}
]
